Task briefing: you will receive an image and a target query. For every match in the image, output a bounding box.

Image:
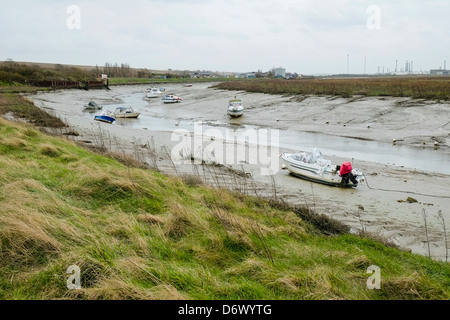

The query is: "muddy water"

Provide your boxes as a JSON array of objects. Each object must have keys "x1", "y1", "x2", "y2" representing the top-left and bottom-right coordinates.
[{"x1": 83, "y1": 88, "x2": 450, "y2": 175}]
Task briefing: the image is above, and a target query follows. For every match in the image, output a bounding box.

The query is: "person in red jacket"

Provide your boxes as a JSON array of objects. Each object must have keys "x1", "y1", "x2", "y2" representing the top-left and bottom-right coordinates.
[{"x1": 338, "y1": 162, "x2": 358, "y2": 186}]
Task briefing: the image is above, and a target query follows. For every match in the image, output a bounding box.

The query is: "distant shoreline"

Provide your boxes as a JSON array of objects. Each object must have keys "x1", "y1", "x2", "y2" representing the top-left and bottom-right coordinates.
[
  {"x1": 1, "y1": 60, "x2": 238, "y2": 77},
  {"x1": 2, "y1": 60, "x2": 450, "y2": 100}
]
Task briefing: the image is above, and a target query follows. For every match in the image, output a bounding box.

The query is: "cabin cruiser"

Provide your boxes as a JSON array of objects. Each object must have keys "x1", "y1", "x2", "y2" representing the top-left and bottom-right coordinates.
[{"x1": 114, "y1": 107, "x2": 140, "y2": 118}]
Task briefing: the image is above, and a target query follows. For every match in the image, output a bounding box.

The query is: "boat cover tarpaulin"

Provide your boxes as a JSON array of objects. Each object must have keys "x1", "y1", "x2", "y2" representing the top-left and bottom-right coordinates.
[{"x1": 340, "y1": 162, "x2": 352, "y2": 175}]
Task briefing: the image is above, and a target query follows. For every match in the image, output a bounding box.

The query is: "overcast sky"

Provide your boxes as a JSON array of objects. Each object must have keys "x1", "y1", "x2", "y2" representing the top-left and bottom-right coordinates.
[{"x1": 1, "y1": 0, "x2": 449, "y2": 75}]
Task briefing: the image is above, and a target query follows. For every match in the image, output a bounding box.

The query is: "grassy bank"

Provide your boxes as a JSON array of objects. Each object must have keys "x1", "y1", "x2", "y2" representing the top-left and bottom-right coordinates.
[
  {"x1": 213, "y1": 77, "x2": 450, "y2": 100},
  {"x1": 0, "y1": 76, "x2": 237, "y2": 93},
  {"x1": 0, "y1": 60, "x2": 238, "y2": 90},
  {"x1": 1, "y1": 111, "x2": 450, "y2": 300},
  {"x1": 0, "y1": 93, "x2": 66, "y2": 128},
  {"x1": 107, "y1": 77, "x2": 239, "y2": 86}
]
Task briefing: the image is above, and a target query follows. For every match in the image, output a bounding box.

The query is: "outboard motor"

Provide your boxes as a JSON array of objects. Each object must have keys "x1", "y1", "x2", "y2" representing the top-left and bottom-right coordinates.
[
  {"x1": 339, "y1": 162, "x2": 352, "y2": 176},
  {"x1": 339, "y1": 162, "x2": 358, "y2": 186}
]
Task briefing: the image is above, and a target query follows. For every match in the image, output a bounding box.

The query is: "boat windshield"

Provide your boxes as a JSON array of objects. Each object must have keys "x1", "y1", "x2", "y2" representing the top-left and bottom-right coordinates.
[
  {"x1": 115, "y1": 107, "x2": 132, "y2": 112},
  {"x1": 291, "y1": 148, "x2": 331, "y2": 166},
  {"x1": 229, "y1": 100, "x2": 242, "y2": 106}
]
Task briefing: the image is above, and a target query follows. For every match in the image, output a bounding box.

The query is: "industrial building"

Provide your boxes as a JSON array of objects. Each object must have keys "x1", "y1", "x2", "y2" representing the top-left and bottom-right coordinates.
[
  {"x1": 430, "y1": 61, "x2": 449, "y2": 75},
  {"x1": 273, "y1": 67, "x2": 286, "y2": 78},
  {"x1": 429, "y1": 69, "x2": 449, "y2": 75}
]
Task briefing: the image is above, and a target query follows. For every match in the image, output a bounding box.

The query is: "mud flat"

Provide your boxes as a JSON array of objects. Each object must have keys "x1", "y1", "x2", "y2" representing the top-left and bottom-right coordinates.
[{"x1": 27, "y1": 83, "x2": 450, "y2": 261}]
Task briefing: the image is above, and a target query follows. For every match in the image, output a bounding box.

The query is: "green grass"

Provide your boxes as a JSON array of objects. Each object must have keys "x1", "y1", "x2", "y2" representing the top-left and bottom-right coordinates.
[{"x1": 0, "y1": 103, "x2": 450, "y2": 300}]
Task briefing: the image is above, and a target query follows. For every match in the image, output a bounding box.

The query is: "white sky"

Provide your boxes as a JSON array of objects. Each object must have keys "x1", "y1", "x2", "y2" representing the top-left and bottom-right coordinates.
[{"x1": 1, "y1": 0, "x2": 449, "y2": 75}]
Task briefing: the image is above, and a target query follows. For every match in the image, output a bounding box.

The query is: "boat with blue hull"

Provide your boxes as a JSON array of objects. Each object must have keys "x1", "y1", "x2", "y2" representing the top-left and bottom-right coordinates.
[{"x1": 94, "y1": 110, "x2": 116, "y2": 124}]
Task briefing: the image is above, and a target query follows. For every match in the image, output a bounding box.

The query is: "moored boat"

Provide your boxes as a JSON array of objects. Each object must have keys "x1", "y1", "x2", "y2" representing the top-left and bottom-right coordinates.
[
  {"x1": 83, "y1": 100, "x2": 102, "y2": 111},
  {"x1": 162, "y1": 94, "x2": 182, "y2": 104},
  {"x1": 227, "y1": 99, "x2": 244, "y2": 118},
  {"x1": 280, "y1": 148, "x2": 364, "y2": 187},
  {"x1": 114, "y1": 107, "x2": 140, "y2": 118},
  {"x1": 94, "y1": 110, "x2": 115, "y2": 124},
  {"x1": 147, "y1": 87, "x2": 162, "y2": 98}
]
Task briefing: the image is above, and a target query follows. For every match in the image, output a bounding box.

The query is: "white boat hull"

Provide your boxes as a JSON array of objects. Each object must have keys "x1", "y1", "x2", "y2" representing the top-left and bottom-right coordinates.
[
  {"x1": 280, "y1": 152, "x2": 363, "y2": 187},
  {"x1": 147, "y1": 88, "x2": 162, "y2": 98},
  {"x1": 163, "y1": 95, "x2": 182, "y2": 103},
  {"x1": 227, "y1": 108, "x2": 244, "y2": 117},
  {"x1": 114, "y1": 107, "x2": 140, "y2": 118},
  {"x1": 114, "y1": 112, "x2": 140, "y2": 118},
  {"x1": 227, "y1": 99, "x2": 244, "y2": 117}
]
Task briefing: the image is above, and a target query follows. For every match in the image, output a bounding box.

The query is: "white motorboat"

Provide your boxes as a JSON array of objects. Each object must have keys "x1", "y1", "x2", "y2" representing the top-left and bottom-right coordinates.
[
  {"x1": 162, "y1": 94, "x2": 182, "y2": 104},
  {"x1": 280, "y1": 148, "x2": 364, "y2": 187},
  {"x1": 227, "y1": 99, "x2": 244, "y2": 118},
  {"x1": 147, "y1": 87, "x2": 162, "y2": 98},
  {"x1": 114, "y1": 107, "x2": 140, "y2": 118}
]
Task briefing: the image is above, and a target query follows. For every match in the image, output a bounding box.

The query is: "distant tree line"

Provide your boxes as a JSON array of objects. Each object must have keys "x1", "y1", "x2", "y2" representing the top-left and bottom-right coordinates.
[
  {"x1": 102, "y1": 62, "x2": 132, "y2": 78},
  {"x1": 101, "y1": 62, "x2": 191, "y2": 79}
]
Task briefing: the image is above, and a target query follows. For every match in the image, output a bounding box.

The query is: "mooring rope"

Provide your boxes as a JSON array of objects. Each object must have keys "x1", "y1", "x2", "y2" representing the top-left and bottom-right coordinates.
[{"x1": 362, "y1": 175, "x2": 450, "y2": 199}]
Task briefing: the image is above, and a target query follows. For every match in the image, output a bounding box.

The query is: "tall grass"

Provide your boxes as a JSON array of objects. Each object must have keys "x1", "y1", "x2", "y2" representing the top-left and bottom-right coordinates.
[{"x1": 213, "y1": 77, "x2": 450, "y2": 100}]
